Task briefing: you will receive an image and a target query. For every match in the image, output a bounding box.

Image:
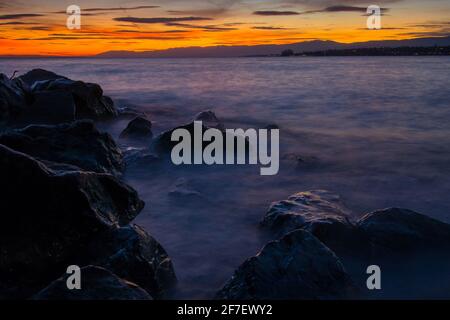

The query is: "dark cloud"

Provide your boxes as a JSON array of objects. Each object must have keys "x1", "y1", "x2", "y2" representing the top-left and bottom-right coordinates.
[
  {"x1": 253, "y1": 11, "x2": 299, "y2": 16},
  {"x1": 114, "y1": 16, "x2": 212, "y2": 24},
  {"x1": 300, "y1": 6, "x2": 389, "y2": 15},
  {"x1": 52, "y1": 6, "x2": 159, "y2": 14},
  {"x1": 0, "y1": 14, "x2": 44, "y2": 20},
  {"x1": 252, "y1": 26, "x2": 294, "y2": 30},
  {"x1": 165, "y1": 22, "x2": 237, "y2": 31}
]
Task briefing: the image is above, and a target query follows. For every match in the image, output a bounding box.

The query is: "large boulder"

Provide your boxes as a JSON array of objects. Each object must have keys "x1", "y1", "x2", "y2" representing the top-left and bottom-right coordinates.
[
  {"x1": 216, "y1": 230, "x2": 357, "y2": 300},
  {"x1": 358, "y1": 208, "x2": 450, "y2": 257},
  {"x1": 85, "y1": 225, "x2": 177, "y2": 299},
  {"x1": 120, "y1": 116, "x2": 153, "y2": 140},
  {"x1": 0, "y1": 144, "x2": 144, "y2": 298},
  {"x1": 33, "y1": 266, "x2": 152, "y2": 300},
  {"x1": 0, "y1": 120, "x2": 124, "y2": 176},
  {"x1": 19, "y1": 69, "x2": 117, "y2": 120},
  {"x1": 194, "y1": 110, "x2": 224, "y2": 131},
  {"x1": 260, "y1": 191, "x2": 369, "y2": 258}
]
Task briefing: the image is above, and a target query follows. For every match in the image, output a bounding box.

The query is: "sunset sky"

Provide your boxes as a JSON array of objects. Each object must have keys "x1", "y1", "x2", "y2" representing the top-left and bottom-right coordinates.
[{"x1": 0, "y1": 0, "x2": 449, "y2": 56}]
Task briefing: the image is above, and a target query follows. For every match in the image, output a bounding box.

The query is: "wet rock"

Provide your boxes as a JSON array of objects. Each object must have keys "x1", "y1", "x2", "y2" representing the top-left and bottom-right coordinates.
[
  {"x1": 85, "y1": 225, "x2": 177, "y2": 299},
  {"x1": 120, "y1": 116, "x2": 153, "y2": 140},
  {"x1": 0, "y1": 73, "x2": 29, "y2": 122},
  {"x1": 33, "y1": 266, "x2": 152, "y2": 300},
  {"x1": 168, "y1": 178, "x2": 203, "y2": 200},
  {"x1": 358, "y1": 208, "x2": 450, "y2": 256},
  {"x1": 194, "y1": 110, "x2": 224, "y2": 131},
  {"x1": 123, "y1": 147, "x2": 160, "y2": 168},
  {"x1": 19, "y1": 69, "x2": 117, "y2": 120},
  {"x1": 24, "y1": 90, "x2": 76, "y2": 124},
  {"x1": 0, "y1": 144, "x2": 144, "y2": 298},
  {"x1": 0, "y1": 120, "x2": 124, "y2": 176},
  {"x1": 261, "y1": 190, "x2": 353, "y2": 237},
  {"x1": 216, "y1": 230, "x2": 357, "y2": 300}
]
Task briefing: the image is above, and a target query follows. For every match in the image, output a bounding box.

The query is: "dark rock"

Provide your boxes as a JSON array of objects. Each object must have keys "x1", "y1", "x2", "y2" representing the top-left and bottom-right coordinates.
[
  {"x1": 19, "y1": 69, "x2": 117, "y2": 120},
  {"x1": 261, "y1": 190, "x2": 353, "y2": 237},
  {"x1": 85, "y1": 225, "x2": 177, "y2": 299},
  {"x1": 358, "y1": 208, "x2": 450, "y2": 256},
  {"x1": 0, "y1": 145, "x2": 144, "y2": 298},
  {"x1": 0, "y1": 120, "x2": 124, "y2": 176},
  {"x1": 168, "y1": 178, "x2": 203, "y2": 200},
  {"x1": 216, "y1": 230, "x2": 357, "y2": 300},
  {"x1": 33, "y1": 266, "x2": 152, "y2": 300},
  {"x1": 24, "y1": 90, "x2": 76, "y2": 124},
  {"x1": 118, "y1": 106, "x2": 147, "y2": 119},
  {"x1": 0, "y1": 74, "x2": 29, "y2": 122},
  {"x1": 18, "y1": 69, "x2": 65, "y2": 87},
  {"x1": 194, "y1": 110, "x2": 224, "y2": 131},
  {"x1": 120, "y1": 116, "x2": 153, "y2": 140},
  {"x1": 123, "y1": 147, "x2": 160, "y2": 168}
]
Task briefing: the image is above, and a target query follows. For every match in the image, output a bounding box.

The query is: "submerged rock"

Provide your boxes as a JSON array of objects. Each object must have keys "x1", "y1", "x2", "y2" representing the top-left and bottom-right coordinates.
[
  {"x1": 0, "y1": 144, "x2": 144, "y2": 298},
  {"x1": 0, "y1": 120, "x2": 124, "y2": 176},
  {"x1": 33, "y1": 266, "x2": 152, "y2": 300},
  {"x1": 120, "y1": 116, "x2": 153, "y2": 140},
  {"x1": 216, "y1": 230, "x2": 357, "y2": 300},
  {"x1": 85, "y1": 225, "x2": 177, "y2": 299}
]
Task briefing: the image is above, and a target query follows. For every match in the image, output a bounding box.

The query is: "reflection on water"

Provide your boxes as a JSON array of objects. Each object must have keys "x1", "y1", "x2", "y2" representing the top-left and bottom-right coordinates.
[{"x1": 2, "y1": 57, "x2": 450, "y2": 298}]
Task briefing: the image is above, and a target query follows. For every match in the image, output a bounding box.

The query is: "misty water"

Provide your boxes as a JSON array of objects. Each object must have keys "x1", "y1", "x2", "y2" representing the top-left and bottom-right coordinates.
[{"x1": 2, "y1": 57, "x2": 450, "y2": 298}]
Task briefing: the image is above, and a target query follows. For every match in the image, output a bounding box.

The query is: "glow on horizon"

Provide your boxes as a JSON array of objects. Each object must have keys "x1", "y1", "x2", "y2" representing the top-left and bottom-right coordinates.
[{"x1": 0, "y1": 0, "x2": 449, "y2": 56}]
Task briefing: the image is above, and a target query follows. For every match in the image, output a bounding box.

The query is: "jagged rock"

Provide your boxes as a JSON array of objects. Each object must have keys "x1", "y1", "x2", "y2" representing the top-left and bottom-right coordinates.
[
  {"x1": 24, "y1": 90, "x2": 76, "y2": 124},
  {"x1": 85, "y1": 225, "x2": 177, "y2": 299},
  {"x1": 0, "y1": 120, "x2": 124, "y2": 176},
  {"x1": 358, "y1": 208, "x2": 450, "y2": 256},
  {"x1": 0, "y1": 73, "x2": 29, "y2": 122},
  {"x1": 261, "y1": 190, "x2": 353, "y2": 236},
  {"x1": 19, "y1": 69, "x2": 117, "y2": 119},
  {"x1": 33, "y1": 266, "x2": 152, "y2": 300},
  {"x1": 120, "y1": 116, "x2": 153, "y2": 140},
  {"x1": 216, "y1": 230, "x2": 357, "y2": 300},
  {"x1": 0, "y1": 144, "x2": 144, "y2": 298},
  {"x1": 194, "y1": 110, "x2": 224, "y2": 131}
]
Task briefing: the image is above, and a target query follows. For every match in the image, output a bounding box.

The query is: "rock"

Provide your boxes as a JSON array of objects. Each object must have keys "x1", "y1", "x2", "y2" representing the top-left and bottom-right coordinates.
[
  {"x1": 33, "y1": 266, "x2": 152, "y2": 300},
  {"x1": 0, "y1": 120, "x2": 124, "y2": 176},
  {"x1": 120, "y1": 116, "x2": 153, "y2": 140},
  {"x1": 85, "y1": 225, "x2": 177, "y2": 299},
  {"x1": 123, "y1": 147, "x2": 160, "y2": 168},
  {"x1": 0, "y1": 144, "x2": 144, "y2": 298},
  {"x1": 0, "y1": 73, "x2": 29, "y2": 122},
  {"x1": 19, "y1": 69, "x2": 117, "y2": 120},
  {"x1": 168, "y1": 178, "x2": 203, "y2": 200},
  {"x1": 24, "y1": 90, "x2": 76, "y2": 124},
  {"x1": 216, "y1": 230, "x2": 357, "y2": 300},
  {"x1": 117, "y1": 106, "x2": 147, "y2": 119},
  {"x1": 261, "y1": 190, "x2": 353, "y2": 237},
  {"x1": 194, "y1": 110, "x2": 224, "y2": 131},
  {"x1": 358, "y1": 208, "x2": 450, "y2": 256},
  {"x1": 18, "y1": 69, "x2": 65, "y2": 86}
]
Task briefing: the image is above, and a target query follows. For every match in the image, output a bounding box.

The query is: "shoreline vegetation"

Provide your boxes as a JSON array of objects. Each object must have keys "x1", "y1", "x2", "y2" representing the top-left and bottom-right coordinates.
[{"x1": 1, "y1": 69, "x2": 450, "y2": 300}]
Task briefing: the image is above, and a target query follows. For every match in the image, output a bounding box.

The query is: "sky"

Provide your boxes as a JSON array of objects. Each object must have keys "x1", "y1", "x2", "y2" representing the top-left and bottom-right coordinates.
[{"x1": 0, "y1": 0, "x2": 449, "y2": 56}]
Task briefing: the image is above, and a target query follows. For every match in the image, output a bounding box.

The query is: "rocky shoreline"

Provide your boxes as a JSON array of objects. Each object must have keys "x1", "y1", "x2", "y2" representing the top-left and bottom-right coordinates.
[{"x1": 1, "y1": 69, "x2": 450, "y2": 300}]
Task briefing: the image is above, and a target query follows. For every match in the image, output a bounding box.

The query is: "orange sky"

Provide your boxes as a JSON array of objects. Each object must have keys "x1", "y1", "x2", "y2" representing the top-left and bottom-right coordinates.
[{"x1": 0, "y1": 0, "x2": 449, "y2": 56}]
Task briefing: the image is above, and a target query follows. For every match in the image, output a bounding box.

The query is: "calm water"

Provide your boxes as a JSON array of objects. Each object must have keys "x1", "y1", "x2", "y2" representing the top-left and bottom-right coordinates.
[{"x1": 1, "y1": 57, "x2": 450, "y2": 298}]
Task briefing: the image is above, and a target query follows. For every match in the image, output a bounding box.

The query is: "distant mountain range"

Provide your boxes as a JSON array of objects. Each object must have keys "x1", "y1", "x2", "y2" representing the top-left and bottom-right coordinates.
[{"x1": 95, "y1": 36, "x2": 450, "y2": 58}]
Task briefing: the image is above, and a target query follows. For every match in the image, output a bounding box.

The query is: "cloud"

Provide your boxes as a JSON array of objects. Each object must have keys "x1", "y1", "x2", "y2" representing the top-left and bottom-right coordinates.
[
  {"x1": 299, "y1": 6, "x2": 389, "y2": 15},
  {"x1": 114, "y1": 16, "x2": 213, "y2": 24},
  {"x1": 165, "y1": 22, "x2": 237, "y2": 31},
  {"x1": 0, "y1": 14, "x2": 44, "y2": 20},
  {"x1": 252, "y1": 26, "x2": 294, "y2": 30},
  {"x1": 253, "y1": 11, "x2": 299, "y2": 16},
  {"x1": 52, "y1": 6, "x2": 159, "y2": 14}
]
